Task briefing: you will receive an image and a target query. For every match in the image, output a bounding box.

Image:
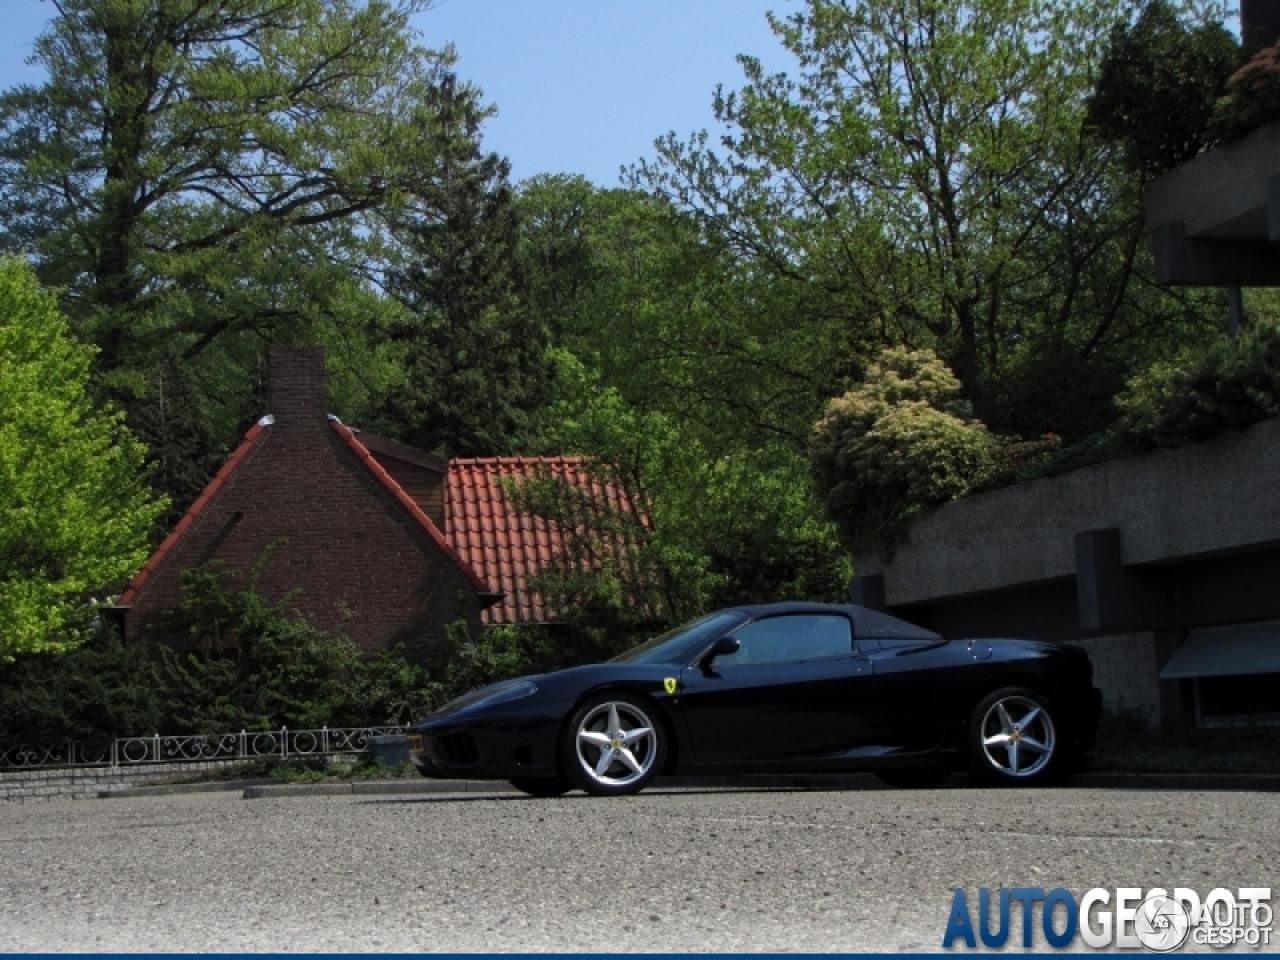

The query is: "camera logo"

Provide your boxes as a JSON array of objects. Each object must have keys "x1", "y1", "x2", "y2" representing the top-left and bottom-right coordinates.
[{"x1": 1135, "y1": 894, "x2": 1191, "y2": 953}]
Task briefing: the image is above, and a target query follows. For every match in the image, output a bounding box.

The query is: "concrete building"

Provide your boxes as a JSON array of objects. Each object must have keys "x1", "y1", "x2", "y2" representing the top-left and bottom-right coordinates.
[
  {"x1": 850, "y1": 415, "x2": 1280, "y2": 730},
  {"x1": 1144, "y1": 1, "x2": 1280, "y2": 315},
  {"x1": 1146, "y1": 119, "x2": 1280, "y2": 294}
]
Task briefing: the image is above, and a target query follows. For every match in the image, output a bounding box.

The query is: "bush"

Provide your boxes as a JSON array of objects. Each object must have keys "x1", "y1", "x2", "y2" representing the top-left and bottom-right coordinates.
[
  {"x1": 1210, "y1": 40, "x2": 1280, "y2": 143},
  {"x1": 433, "y1": 618, "x2": 558, "y2": 695},
  {"x1": 0, "y1": 553, "x2": 452, "y2": 746},
  {"x1": 0, "y1": 556, "x2": 595, "y2": 748},
  {"x1": 151, "y1": 557, "x2": 452, "y2": 732},
  {"x1": 809, "y1": 348, "x2": 994, "y2": 555},
  {"x1": 0, "y1": 625, "x2": 163, "y2": 746},
  {"x1": 968, "y1": 434, "x2": 1064, "y2": 492},
  {"x1": 1115, "y1": 322, "x2": 1280, "y2": 450},
  {"x1": 1019, "y1": 431, "x2": 1122, "y2": 481}
]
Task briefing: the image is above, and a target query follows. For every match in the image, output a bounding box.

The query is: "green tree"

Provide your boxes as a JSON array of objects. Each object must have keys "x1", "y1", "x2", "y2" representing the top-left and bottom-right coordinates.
[
  {"x1": 369, "y1": 76, "x2": 554, "y2": 456},
  {"x1": 638, "y1": 0, "x2": 1220, "y2": 443},
  {"x1": 0, "y1": 257, "x2": 165, "y2": 659},
  {"x1": 519, "y1": 179, "x2": 850, "y2": 619},
  {"x1": 1087, "y1": 0, "x2": 1239, "y2": 177},
  {"x1": 0, "y1": 0, "x2": 494, "y2": 501},
  {"x1": 125, "y1": 353, "x2": 232, "y2": 532}
]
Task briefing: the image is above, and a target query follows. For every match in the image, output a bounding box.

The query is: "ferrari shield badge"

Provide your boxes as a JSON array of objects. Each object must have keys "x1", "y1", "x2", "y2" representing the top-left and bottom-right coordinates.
[{"x1": 663, "y1": 677, "x2": 678, "y2": 695}]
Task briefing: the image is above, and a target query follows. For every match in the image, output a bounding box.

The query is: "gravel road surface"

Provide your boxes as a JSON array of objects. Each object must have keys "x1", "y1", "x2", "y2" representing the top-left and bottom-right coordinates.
[{"x1": 0, "y1": 786, "x2": 1275, "y2": 952}]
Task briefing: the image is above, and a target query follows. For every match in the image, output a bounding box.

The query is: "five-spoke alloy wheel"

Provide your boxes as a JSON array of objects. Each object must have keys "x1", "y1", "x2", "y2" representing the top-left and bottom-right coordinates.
[
  {"x1": 561, "y1": 692, "x2": 666, "y2": 796},
  {"x1": 968, "y1": 687, "x2": 1058, "y2": 785}
]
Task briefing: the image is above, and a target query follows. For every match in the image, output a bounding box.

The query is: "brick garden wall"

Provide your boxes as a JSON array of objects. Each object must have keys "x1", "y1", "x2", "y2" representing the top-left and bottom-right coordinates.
[{"x1": 0, "y1": 760, "x2": 252, "y2": 804}]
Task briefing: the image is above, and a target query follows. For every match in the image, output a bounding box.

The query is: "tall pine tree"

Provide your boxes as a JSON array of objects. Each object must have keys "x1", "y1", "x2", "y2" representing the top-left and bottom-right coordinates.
[{"x1": 372, "y1": 74, "x2": 553, "y2": 456}]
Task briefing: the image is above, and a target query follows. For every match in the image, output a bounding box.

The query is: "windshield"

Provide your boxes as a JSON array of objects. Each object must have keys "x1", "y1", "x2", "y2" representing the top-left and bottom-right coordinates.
[{"x1": 609, "y1": 611, "x2": 747, "y2": 665}]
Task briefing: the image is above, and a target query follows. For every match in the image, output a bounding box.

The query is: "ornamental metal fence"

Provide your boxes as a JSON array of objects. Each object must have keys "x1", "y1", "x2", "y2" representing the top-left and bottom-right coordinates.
[{"x1": 0, "y1": 726, "x2": 405, "y2": 772}]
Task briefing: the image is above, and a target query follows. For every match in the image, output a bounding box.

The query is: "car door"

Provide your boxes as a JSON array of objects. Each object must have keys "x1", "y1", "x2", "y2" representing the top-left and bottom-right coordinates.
[
  {"x1": 677, "y1": 613, "x2": 874, "y2": 763},
  {"x1": 858, "y1": 636, "x2": 967, "y2": 753}
]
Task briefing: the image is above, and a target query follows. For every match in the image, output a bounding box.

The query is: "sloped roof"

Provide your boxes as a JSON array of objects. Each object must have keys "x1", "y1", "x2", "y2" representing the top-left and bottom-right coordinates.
[
  {"x1": 445, "y1": 457, "x2": 648, "y2": 625},
  {"x1": 331, "y1": 422, "x2": 495, "y2": 595},
  {"x1": 119, "y1": 421, "x2": 269, "y2": 606},
  {"x1": 119, "y1": 418, "x2": 497, "y2": 608}
]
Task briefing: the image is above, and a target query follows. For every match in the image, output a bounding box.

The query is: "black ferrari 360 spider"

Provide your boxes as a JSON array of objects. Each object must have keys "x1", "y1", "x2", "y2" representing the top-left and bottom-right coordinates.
[{"x1": 407, "y1": 602, "x2": 1102, "y2": 796}]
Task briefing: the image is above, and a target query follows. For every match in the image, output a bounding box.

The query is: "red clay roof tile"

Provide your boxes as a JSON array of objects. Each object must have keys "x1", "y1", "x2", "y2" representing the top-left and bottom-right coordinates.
[{"x1": 444, "y1": 456, "x2": 648, "y2": 625}]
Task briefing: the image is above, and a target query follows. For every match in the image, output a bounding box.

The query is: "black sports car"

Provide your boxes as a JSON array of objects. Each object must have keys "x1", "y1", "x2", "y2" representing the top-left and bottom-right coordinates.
[{"x1": 407, "y1": 602, "x2": 1103, "y2": 796}]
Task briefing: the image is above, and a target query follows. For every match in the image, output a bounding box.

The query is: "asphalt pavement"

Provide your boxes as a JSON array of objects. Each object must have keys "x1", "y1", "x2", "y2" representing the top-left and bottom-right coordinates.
[{"x1": 0, "y1": 786, "x2": 1275, "y2": 952}]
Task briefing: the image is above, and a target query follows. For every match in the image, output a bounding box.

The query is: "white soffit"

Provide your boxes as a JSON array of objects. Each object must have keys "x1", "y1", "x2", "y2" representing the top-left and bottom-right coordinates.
[{"x1": 1159, "y1": 621, "x2": 1280, "y2": 679}]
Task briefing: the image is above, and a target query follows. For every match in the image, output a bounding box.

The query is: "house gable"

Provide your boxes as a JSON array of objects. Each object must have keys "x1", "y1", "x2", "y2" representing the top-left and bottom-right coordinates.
[{"x1": 120, "y1": 346, "x2": 494, "y2": 663}]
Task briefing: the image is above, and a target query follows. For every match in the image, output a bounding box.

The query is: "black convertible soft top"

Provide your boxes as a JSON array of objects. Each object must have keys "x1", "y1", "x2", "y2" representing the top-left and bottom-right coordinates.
[{"x1": 727, "y1": 601, "x2": 942, "y2": 642}]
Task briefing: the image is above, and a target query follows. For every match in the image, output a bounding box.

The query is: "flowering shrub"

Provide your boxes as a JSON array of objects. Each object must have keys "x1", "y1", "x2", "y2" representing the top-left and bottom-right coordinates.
[
  {"x1": 1211, "y1": 41, "x2": 1280, "y2": 143},
  {"x1": 809, "y1": 348, "x2": 995, "y2": 556}
]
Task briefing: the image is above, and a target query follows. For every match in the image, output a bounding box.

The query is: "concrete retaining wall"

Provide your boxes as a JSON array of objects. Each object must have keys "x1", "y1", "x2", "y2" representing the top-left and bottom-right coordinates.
[{"x1": 857, "y1": 416, "x2": 1280, "y2": 607}]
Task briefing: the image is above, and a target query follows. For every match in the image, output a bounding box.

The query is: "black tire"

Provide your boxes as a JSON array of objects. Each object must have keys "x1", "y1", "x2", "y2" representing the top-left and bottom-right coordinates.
[
  {"x1": 874, "y1": 767, "x2": 952, "y2": 789},
  {"x1": 509, "y1": 777, "x2": 573, "y2": 797},
  {"x1": 560, "y1": 692, "x2": 666, "y2": 797},
  {"x1": 968, "y1": 686, "x2": 1060, "y2": 786}
]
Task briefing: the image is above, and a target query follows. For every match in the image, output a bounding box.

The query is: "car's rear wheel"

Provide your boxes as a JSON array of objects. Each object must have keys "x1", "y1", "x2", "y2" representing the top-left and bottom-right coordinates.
[
  {"x1": 874, "y1": 767, "x2": 952, "y2": 789},
  {"x1": 509, "y1": 777, "x2": 572, "y2": 797},
  {"x1": 561, "y1": 693, "x2": 666, "y2": 797},
  {"x1": 968, "y1": 687, "x2": 1059, "y2": 786}
]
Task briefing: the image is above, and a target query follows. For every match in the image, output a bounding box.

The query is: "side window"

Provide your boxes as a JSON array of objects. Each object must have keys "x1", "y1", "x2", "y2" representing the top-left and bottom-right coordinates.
[{"x1": 724, "y1": 615, "x2": 853, "y2": 665}]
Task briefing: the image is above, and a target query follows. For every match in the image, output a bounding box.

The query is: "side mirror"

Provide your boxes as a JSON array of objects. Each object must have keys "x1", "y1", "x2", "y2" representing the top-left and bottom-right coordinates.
[{"x1": 700, "y1": 635, "x2": 741, "y2": 668}]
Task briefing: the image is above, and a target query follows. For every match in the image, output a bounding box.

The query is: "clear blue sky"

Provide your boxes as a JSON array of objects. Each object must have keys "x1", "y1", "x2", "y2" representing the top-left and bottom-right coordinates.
[{"x1": 0, "y1": 0, "x2": 795, "y2": 187}]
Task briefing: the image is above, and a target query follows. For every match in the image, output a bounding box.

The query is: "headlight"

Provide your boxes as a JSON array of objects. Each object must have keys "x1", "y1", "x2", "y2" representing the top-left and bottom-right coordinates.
[{"x1": 430, "y1": 679, "x2": 539, "y2": 719}]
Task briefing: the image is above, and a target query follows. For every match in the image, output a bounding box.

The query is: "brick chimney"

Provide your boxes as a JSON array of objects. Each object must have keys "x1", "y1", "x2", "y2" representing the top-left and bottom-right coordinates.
[{"x1": 267, "y1": 344, "x2": 327, "y2": 428}]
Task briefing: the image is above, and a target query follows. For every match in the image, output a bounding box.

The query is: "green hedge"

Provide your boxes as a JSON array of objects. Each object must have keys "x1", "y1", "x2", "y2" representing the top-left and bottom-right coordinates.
[{"x1": 0, "y1": 558, "x2": 546, "y2": 746}]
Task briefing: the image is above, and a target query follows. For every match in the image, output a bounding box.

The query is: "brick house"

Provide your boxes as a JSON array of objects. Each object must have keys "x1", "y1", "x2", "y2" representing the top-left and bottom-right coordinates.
[{"x1": 115, "y1": 345, "x2": 646, "y2": 663}]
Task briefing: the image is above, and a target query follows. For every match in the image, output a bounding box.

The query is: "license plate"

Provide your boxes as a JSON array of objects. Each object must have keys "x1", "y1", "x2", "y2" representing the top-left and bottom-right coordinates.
[{"x1": 406, "y1": 734, "x2": 424, "y2": 753}]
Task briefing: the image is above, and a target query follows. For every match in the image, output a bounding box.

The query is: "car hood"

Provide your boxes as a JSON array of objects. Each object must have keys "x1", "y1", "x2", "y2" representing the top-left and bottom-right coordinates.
[{"x1": 416, "y1": 662, "x2": 678, "y2": 725}]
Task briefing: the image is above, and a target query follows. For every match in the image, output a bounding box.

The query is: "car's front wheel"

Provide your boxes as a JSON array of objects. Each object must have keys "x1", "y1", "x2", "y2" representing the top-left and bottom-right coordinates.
[
  {"x1": 968, "y1": 687, "x2": 1059, "y2": 786},
  {"x1": 509, "y1": 777, "x2": 572, "y2": 797},
  {"x1": 561, "y1": 693, "x2": 666, "y2": 797}
]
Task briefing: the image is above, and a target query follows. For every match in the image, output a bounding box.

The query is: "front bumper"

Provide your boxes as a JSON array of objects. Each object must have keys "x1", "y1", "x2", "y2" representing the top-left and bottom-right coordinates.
[{"x1": 407, "y1": 699, "x2": 572, "y2": 781}]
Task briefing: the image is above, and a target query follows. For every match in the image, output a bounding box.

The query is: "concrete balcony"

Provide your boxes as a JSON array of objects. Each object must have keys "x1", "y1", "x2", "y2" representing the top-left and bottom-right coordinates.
[{"x1": 1145, "y1": 119, "x2": 1280, "y2": 286}]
